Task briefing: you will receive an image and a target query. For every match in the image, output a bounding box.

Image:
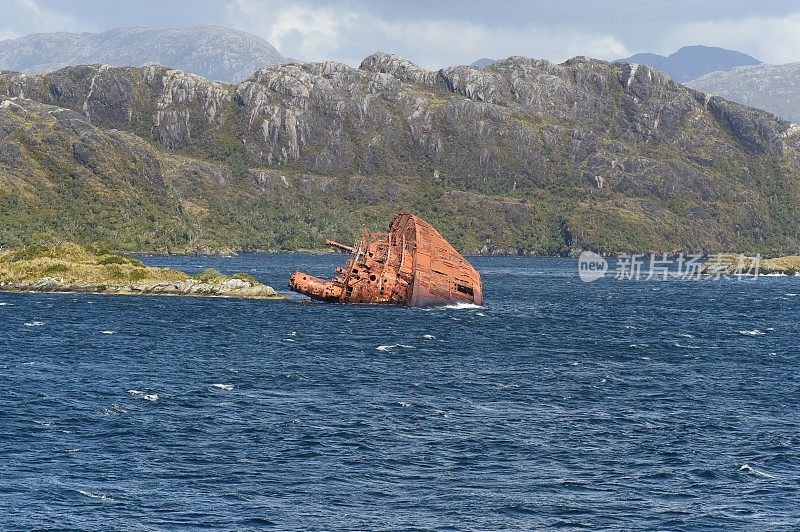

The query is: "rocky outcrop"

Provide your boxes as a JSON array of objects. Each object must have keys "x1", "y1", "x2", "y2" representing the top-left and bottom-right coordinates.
[
  {"x1": 0, "y1": 64, "x2": 233, "y2": 148},
  {"x1": 359, "y1": 52, "x2": 438, "y2": 85},
  {"x1": 0, "y1": 276, "x2": 280, "y2": 298}
]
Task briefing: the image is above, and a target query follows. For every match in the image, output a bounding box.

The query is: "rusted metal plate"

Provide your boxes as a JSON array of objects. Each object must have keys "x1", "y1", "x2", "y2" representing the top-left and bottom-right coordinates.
[{"x1": 289, "y1": 212, "x2": 483, "y2": 307}]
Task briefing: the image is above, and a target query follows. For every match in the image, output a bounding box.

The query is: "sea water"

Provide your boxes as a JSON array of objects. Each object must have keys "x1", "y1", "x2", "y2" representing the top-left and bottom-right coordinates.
[{"x1": 1, "y1": 255, "x2": 798, "y2": 529}]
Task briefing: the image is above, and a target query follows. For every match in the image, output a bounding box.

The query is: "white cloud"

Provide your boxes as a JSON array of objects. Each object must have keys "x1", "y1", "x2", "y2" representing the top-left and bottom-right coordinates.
[
  {"x1": 226, "y1": 0, "x2": 630, "y2": 67},
  {"x1": 372, "y1": 18, "x2": 630, "y2": 68},
  {"x1": 0, "y1": 0, "x2": 88, "y2": 40},
  {"x1": 664, "y1": 12, "x2": 800, "y2": 64},
  {"x1": 264, "y1": 4, "x2": 359, "y2": 59}
]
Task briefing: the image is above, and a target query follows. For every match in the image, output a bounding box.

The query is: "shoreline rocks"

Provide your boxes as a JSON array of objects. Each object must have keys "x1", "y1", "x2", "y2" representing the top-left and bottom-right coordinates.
[{"x1": 0, "y1": 276, "x2": 282, "y2": 299}]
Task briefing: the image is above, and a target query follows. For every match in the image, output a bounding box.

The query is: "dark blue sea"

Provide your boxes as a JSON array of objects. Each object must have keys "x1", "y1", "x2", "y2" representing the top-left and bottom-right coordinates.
[{"x1": 1, "y1": 255, "x2": 798, "y2": 530}]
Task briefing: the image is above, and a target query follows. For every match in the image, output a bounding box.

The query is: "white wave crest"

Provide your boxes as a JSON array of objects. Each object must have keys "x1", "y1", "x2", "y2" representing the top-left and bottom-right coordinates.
[
  {"x1": 0, "y1": 302, "x2": 12, "y2": 306},
  {"x1": 442, "y1": 302, "x2": 483, "y2": 310},
  {"x1": 78, "y1": 489, "x2": 114, "y2": 501},
  {"x1": 127, "y1": 389, "x2": 158, "y2": 402},
  {"x1": 24, "y1": 321, "x2": 44, "y2": 327},
  {"x1": 423, "y1": 334, "x2": 436, "y2": 339},
  {"x1": 210, "y1": 383, "x2": 234, "y2": 390},
  {"x1": 422, "y1": 302, "x2": 484, "y2": 311},
  {"x1": 739, "y1": 464, "x2": 776, "y2": 479},
  {"x1": 376, "y1": 344, "x2": 415, "y2": 352},
  {"x1": 739, "y1": 329, "x2": 765, "y2": 336},
  {"x1": 101, "y1": 330, "x2": 115, "y2": 335}
]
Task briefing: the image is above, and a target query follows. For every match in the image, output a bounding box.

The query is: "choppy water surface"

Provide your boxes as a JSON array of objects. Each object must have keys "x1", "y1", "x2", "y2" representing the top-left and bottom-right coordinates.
[{"x1": 1, "y1": 255, "x2": 798, "y2": 529}]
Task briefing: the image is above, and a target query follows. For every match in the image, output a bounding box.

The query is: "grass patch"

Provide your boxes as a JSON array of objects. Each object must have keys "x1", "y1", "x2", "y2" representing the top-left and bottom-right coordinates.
[
  {"x1": 98, "y1": 254, "x2": 145, "y2": 267},
  {"x1": 42, "y1": 263, "x2": 69, "y2": 275},
  {"x1": 0, "y1": 242, "x2": 188, "y2": 285},
  {"x1": 193, "y1": 268, "x2": 226, "y2": 283},
  {"x1": 193, "y1": 268, "x2": 261, "y2": 285},
  {"x1": 232, "y1": 272, "x2": 260, "y2": 285}
]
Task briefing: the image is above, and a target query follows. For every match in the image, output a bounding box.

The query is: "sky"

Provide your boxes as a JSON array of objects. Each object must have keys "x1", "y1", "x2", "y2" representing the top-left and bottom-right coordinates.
[{"x1": 3, "y1": 0, "x2": 800, "y2": 68}]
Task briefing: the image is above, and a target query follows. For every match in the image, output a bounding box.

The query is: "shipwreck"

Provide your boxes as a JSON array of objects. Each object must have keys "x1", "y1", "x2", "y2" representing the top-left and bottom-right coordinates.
[{"x1": 289, "y1": 213, "x2": 483, "y2": 307}]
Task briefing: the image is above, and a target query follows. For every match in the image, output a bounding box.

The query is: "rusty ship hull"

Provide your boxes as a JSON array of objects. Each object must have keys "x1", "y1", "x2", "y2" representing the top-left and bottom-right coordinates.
[{"x1": 289, "y1": 213, "x2": 483, "y2": 307}]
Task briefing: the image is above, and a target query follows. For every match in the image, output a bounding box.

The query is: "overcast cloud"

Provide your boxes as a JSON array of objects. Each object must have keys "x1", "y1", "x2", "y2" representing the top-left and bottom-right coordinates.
[{"x1": 2, "y1": 0, "x2": 800, "y2": 67}]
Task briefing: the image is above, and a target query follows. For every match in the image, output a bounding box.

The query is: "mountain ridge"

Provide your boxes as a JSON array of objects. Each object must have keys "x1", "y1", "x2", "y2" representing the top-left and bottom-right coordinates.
[
  {"x1": 1, "y1": 52, "x2": 799, "y2": 254},
  {"x1": 617, "y1": 45, "x2": 761, "y2": 82}
]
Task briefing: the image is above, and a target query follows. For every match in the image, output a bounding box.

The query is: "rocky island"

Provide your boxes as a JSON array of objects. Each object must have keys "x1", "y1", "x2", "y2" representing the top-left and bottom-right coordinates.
[{"x1": 0, "y1": 243, "x2": 281, "y2": 298}]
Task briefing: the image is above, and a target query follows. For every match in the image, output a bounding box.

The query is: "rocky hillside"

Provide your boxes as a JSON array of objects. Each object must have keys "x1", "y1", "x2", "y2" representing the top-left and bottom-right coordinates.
[
  {"x1": 1, "y1": 53, "x2": 800, "y2": 255},
  {"x1": 0, "y1": 26, "x2": 286, "y2": 83},
  {"x1": 617, "y1": 46, "x2": 761, "y2": 83},
  {"x1": 687, "y1": 63, "x2": 800, "y2": 123}
]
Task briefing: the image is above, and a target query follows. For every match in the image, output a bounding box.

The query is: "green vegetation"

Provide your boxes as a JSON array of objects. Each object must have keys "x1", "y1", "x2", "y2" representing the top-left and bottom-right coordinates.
[
  {"x1": 193, "y1": 268, "x2": 226, "y2": 283},
  {"x1": 191, "y1": 268, "x2": 267, "y2": 285},
  {"x1": 0, "y1": 242, "x2": 188, "y2": 285},
  {"x1": 0, "y1": 243, "x2": 273, "y2": 289},
  {"x1": 232, "y1": 272, "x2": 260, "y2": 285}
]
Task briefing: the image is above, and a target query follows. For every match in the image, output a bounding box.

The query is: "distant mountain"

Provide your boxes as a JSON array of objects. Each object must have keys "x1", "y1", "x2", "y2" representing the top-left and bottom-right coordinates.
[
  {"x1": 0, "y1": 26, "x2": 286, "y2": 82},
  {"x1": 471, "y1": 58, "x2": 497, "y2": 68},
  {"x1": 687, "y1": 63, "x2": 800, "y2": 123},
  {"x1": 616, "y1": 45, "x2": 760, "y2": 82}
]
